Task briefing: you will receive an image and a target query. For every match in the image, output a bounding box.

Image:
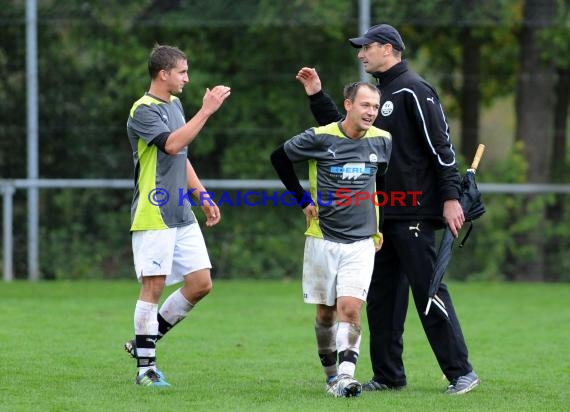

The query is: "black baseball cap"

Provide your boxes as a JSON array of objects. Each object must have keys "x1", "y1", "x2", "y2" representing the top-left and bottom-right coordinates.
[{"x1": 349, "y1": 24, "x2": 405, "y2": 51}]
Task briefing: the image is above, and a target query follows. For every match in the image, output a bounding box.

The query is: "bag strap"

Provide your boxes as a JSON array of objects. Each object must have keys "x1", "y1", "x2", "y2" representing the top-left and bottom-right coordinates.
[{"x1": 458, "y1": 222, "x2": 474, "y2": 248}]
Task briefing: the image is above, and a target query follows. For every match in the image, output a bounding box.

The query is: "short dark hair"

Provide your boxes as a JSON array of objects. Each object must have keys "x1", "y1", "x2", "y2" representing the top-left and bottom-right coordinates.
[
  {"x1": 343, "y1": 82, "x2": 380, "y2": 101},
  {"x1": 148, "y1": 44, "x2": 187, "y2": 79}
]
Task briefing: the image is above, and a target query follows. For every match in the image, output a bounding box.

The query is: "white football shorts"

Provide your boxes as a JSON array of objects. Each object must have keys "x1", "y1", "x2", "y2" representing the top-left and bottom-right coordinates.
[
  {"x1": 132, "y1": 223, "x2": 212, "y2": 286},
  {"x1": 302, "y1": 236, "x2": 375, "y2": 306}
]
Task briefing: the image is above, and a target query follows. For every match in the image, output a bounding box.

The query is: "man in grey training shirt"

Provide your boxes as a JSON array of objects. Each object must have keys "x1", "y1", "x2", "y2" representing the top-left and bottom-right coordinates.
[
  {"x1": 270, "y1": 82, "x2": 391, "y2": 398},
  {"x1": 125, "y1": 44, "x2": 230, "y2": 387}
]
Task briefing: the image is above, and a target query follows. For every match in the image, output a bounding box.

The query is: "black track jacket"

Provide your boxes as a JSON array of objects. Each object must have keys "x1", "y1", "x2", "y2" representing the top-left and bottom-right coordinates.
[{"x1": 308, "y1": 61, "x2": 461, "y2": 225}]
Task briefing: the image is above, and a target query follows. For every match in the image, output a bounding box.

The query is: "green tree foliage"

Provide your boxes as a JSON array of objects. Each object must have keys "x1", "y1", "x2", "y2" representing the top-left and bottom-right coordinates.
[
  {"x1": 0, "y1": 1, "x2": 27, "y2": 179},
  {"x1": 448, "y1": 141, "x2": 570, "y2": 282},
  {"x1": 1, "y1": 0, "x2": 359, "y2": 279},
  {"x1": 0, "y1": 0, "x2": 568, "y2": 281}
]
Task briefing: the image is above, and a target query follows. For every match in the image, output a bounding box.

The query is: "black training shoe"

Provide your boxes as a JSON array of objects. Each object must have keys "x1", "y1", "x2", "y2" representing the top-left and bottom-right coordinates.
[{"x1": 362, "y1": 379, "x2": 406, "y2": 391}]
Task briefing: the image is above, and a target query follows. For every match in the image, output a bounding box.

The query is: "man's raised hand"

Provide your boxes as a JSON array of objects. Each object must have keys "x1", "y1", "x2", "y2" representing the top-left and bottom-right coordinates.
[
  {"x1": 202, "y1": 85, "x2": 231, "y2": 115},
  {"x1": 296, "y1": 67, "x2": 322, "y2": 96}
]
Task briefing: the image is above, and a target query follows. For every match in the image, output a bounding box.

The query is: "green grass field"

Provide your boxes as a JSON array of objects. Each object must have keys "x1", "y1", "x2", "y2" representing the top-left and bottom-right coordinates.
[{"x1": 1, "y1": 280, "x2": 568, "y2": 411}]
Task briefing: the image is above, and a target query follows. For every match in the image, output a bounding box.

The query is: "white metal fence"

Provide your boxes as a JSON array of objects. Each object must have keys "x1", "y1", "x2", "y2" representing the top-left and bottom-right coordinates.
[{"x1": 2, "y1": 179, "x2": 570, "y2": 281}]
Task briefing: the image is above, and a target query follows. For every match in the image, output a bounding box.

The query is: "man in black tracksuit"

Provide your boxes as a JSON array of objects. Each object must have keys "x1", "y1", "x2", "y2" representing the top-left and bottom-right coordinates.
[{"x1": 295, "y1": 24, "x2": 479, "y2": 395}]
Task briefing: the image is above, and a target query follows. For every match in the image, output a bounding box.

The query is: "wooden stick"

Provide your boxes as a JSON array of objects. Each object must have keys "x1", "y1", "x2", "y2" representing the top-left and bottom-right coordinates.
[{"x1": 470, "y1": 144, "x2": 486, "y2": 171}]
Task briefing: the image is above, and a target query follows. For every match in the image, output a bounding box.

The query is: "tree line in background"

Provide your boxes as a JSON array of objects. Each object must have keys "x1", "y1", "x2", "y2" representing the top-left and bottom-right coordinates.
[{"x1": 0, "y1": 0, "x2": 568, "y2": 281}]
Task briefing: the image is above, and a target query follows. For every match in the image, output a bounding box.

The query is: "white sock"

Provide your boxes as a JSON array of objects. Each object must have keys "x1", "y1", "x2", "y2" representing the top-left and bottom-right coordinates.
[
  {"x1": 336, "y1": 322, "x2": 361, "y2": 377},
  {"x1": 134, "y1": 300, "x2": 159, "y2": 375},
  {"x1": 315, "y1": 321, "x2": 338, "y2": 379},
  {"x1": 158, "y1": 289, "x2": 194, "y2": 337}
]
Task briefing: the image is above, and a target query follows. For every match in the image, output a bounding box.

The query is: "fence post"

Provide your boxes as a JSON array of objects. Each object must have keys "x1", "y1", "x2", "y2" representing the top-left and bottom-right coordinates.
[{"x1": 2, "y1": 183, "x2": 15, "y2": 281}]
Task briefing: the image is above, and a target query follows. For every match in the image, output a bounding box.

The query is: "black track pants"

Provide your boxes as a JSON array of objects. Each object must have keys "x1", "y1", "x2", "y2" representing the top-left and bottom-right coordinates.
[{"x1": 366, "y1": 220, "x2": 473, "y2": 386}]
